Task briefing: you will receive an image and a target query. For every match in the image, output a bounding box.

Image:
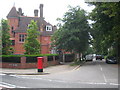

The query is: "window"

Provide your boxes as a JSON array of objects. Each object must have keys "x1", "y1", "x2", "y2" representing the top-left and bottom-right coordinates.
[
  {"x1": 13, "y1": 32, "x2": 15, "y2": 37},
  {"x1": 46, "y1": 25, "x2": 52, "y2": 31},
  {"x1": 11, "y1": 26, "x2": 14, "y2": 33},
  {"x1": 19, "y1": 34, "x2": 26, "y2": 42},
  {"x1": 11, "y1": 40, "x2": 15, "y2": 45},
  {"x1": 11, "y1": 26, "x2": 14, "y2": 30}
]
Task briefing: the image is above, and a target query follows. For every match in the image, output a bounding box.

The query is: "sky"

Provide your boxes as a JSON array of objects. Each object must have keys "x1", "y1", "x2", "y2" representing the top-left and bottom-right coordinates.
[{"x1": 0, "y1": 0, "x2": 95, "y2": 25}]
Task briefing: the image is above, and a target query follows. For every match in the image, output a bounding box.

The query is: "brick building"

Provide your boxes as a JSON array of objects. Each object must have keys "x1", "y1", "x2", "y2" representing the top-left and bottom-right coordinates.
[{"x1": 7, "y1": 4, "x2": 57, "y2": 54}]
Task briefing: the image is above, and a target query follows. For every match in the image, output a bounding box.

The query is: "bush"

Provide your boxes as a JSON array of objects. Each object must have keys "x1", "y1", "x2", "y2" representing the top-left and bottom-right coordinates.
[
  {"x1": 1, "y1": 54, "x2": 59, "y2": 63},
  {"x1": 1, "y1": 54, "x2": 58, "y2": 57}
]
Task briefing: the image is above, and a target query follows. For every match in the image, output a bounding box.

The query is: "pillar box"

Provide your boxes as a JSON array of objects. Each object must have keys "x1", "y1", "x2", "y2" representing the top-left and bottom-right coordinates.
[{"x1": 37, "y1": 57, "x2": 43, "y2": 72}]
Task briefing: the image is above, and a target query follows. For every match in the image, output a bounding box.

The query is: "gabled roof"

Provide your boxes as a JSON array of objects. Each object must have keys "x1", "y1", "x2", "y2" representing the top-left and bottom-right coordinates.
[
  {"x1": 14, "y1": 16, "x2": 57, "y2": 36},
  {"x1": 7, "y1": 6, "x2": 19, "y2": 18},
  {"x1": 7, "y1": 6, "x2": 57, "y2": 36}
]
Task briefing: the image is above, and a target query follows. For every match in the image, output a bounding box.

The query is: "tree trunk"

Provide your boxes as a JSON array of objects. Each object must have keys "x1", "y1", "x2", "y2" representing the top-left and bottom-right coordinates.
[{"x1": 62, "y1": 51, "x2": 65, "y2": 63}]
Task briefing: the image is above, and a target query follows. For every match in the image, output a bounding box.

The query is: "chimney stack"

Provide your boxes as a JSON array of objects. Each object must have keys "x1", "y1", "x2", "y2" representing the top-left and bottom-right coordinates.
[
  {"x1": 39, "y1": 4, "x2": 43, "y2": 18},
  {"x1": 18, "y1": 8, "x2": 22, "y2": 16},
  {"x1": 34, "y1": 9, "x2": 38, "y2": 17}
]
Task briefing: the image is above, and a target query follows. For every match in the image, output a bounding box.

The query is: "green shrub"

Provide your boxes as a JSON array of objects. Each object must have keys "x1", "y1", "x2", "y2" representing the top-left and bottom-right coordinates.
[
  {"x1": 1, "y1": 54, "x2": 58, "y2": 57},
  {"x1": 1, "y1": 54, "x2": 59, "y2": 63}
]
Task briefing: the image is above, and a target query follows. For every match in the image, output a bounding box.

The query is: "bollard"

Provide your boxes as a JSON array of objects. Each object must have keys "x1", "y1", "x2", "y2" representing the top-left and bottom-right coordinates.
[{"x1": 37, "y1": 57, "x2": 43, "y2": 72}]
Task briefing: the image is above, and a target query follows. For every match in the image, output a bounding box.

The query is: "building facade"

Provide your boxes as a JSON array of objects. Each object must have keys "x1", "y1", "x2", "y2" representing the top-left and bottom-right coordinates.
[{"x1": 7, "y1": 4, "x2": 57, "y2": 54}]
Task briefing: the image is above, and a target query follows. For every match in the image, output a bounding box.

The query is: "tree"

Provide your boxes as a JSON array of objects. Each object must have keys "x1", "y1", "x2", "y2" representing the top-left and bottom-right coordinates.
[
  {"x1": 24, "y1": 20, "x2": 41, "y2": 55},
  {"x1": 52, "y1": 6, "x2": 90, "y2": 60},
  {"x1": 88, "y1": 2, "x2": 120, "y2": 56},
  {"x1": 1, "y1": 19, "x2": 11, "y2": 55},
  {"x1": 84, "y1": 46, "x2": 95, "y2": 55},
  {"x1": 0, "y1": 26, "x2": 2, "y2": 55}
]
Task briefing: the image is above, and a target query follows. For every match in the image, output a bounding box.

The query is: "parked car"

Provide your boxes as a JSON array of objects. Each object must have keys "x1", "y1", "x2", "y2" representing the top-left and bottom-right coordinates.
[
  {"x1": 85, "y1": 54, "x2": 93, "y2": 61},
  {"x1": 96, "y1": 55, "x2": 103, "y2": 60},
  {"x1": 106, "y1": 56, "x2": 117, "y2": 64}
]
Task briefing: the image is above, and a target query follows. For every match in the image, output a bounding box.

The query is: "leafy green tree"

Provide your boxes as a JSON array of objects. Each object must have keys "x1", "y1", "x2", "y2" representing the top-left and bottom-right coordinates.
[
  {"x1": 88, "y1": 2, "x2": 120, "y2": 56},
  {"x1": 24, "y1": 20, "x2": 41, "y2": 55},
  {"x1": 52, "y1": 6, "x2": 90, "y2": 59},
  {"x1": 0, "y1": 25, "x2": 2, "y2": 55},
  {"x1": 1, "y1": 19, "x2": 11, "y2": 55},
  {"x1": 84, "y1": 46, "x2": 95, "y2": 55}
]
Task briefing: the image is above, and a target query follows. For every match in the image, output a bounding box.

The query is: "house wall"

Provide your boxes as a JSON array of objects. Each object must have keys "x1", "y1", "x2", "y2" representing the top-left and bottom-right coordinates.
[
  {"x1": 8, "y1": 18, "x2": 18, "y2": 38},
  {"x1": 13, "y1": 34, "x2": 52, "y2": 54},
  {"x1": 14, "y1": 33, "x2": 26, "y2": 54},
  {"x1": 8, "y1": 18, "x2": 52, "y2": 54},
  {"x1": 40, "y1": 36, "x2": 51, "y2": 54}
]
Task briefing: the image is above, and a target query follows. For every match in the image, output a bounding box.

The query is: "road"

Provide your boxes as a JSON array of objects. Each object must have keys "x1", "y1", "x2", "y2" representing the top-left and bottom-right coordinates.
[{"x1": 1, "y1": 59, "x2": 119, "y2": 88}]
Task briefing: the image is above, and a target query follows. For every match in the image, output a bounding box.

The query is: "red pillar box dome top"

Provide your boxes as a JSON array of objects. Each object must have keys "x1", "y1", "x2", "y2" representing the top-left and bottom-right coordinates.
[
  {"x1": 37, "y1": 57, "x2": 44, "y2": 72},
  {"x1": 37, "y1": 57, "x2": 44, "y2": 59}
]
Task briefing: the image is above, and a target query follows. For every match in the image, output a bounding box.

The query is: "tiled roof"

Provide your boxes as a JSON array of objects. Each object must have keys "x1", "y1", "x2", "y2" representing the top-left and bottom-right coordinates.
[
  {"x1": 7, "y1": 7, "x2": 19, "y2": 18},
  {"x1": 14, "y1": 16, "x2": 57, "y2": 36},
  {"x1": 7, "y1": 6, "x2": 57, "y2": 36}
]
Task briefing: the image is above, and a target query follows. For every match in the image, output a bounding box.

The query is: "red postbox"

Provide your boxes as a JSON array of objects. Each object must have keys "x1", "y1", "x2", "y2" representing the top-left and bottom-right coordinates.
[{"x1": 37, "y1": 57, "x2": 43, "y2": 72}]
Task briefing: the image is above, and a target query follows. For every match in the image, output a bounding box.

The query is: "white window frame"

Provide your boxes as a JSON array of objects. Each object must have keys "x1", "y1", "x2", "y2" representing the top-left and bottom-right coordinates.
[
  {"x1": 19, "y1": 34, "x2": 26, "y2": 42},
  {"x1": 46, "y1": 25, "x2": 52, "y2": 31}
]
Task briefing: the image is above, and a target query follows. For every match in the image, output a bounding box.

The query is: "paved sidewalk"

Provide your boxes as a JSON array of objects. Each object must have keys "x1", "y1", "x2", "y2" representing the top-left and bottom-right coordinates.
[{"x1": 0, "y1": 63, "x2": 80, "y2": 75}]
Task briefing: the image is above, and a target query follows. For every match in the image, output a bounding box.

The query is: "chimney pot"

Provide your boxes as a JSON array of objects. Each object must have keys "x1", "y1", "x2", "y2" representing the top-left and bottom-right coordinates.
[
  {"x1": 39, "y1": 4, "x2": 43, "y2": 18},
  {"x1": 18, "y1": 8, "x2": 22, "y2": 16},
  {"x1": 34, "y1": 9, "x2": 38, "y2": 17}
]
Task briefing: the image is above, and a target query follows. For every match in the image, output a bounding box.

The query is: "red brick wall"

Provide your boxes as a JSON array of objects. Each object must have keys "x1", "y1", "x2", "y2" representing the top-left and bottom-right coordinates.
[
  {"x1": 8, "y1": 18, "x2": 18, "y2": 38},
  {"x1": 14, "y1": 33, "x2": 26, "y2": 54},
  {"x1": 40, "y1": 36, "x2": 51, "y2": 54},
  {"x1": 1, "y1": 56, "x2": 59, "y2": 69},
  {"x1": 8, "y1": 18, "x2": 52, "y2": 54},
  {"x1": 1, "y1": 63, "x2": 21, "y2": 68},
  {"x1": 13, "y1": 34, "x2": 52, "y2": 54}
]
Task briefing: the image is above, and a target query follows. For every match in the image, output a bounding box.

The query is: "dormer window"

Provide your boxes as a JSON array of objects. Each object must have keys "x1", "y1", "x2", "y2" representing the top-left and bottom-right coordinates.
[{"x1": 46, "y1": 25, "x2": 52, "y2": 31}]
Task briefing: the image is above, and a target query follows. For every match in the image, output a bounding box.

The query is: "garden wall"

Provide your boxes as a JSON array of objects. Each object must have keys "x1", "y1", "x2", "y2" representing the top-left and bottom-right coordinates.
[{"x1": 0, "y1": 56, "x2": 59, "y2": 69}]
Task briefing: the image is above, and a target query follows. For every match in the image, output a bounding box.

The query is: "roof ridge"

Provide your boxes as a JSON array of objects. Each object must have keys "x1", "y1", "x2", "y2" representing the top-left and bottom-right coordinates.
[{"x1": 7, "y1": 6, "x2": 19, "y2": 18}]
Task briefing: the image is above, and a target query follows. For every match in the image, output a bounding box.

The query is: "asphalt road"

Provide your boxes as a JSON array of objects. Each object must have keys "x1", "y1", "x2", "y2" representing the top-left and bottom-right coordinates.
[{"x1": 1, "y1": 59, "x2": 119, "y2": 88}]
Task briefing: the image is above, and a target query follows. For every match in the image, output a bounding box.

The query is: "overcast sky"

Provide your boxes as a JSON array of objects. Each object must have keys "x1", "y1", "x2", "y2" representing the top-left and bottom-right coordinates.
[{"x1": 0, "y1": 0, "x2": 95, "y2": 25}]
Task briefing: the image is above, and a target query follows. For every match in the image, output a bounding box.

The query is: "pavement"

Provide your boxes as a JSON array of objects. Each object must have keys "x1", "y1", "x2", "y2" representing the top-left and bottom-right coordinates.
[
  {"x1": 0, "y1": 62, "x2": 81, "y2": 75},
  {"x1": 0, "y1": 62, "x2": 83, "y2": 89}
]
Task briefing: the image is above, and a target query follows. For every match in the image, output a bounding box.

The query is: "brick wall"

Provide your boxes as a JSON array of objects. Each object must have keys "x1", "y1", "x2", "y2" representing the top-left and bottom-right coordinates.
[
  {"x1": 1, "y1": 56, "x2": 59, "y2": 69},
  {"x1": 8, "y1": 18, "x2": 19, "y2": 38},
  {"x1": 14, "y1": 33, "x2": 26, "y2": 54}
]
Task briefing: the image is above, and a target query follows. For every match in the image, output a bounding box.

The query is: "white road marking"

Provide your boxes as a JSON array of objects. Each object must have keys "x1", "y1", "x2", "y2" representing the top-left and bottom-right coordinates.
[
  {"x1": 110, "y1": 83, "x2": 120, "y2": 86},
  {"x1": 99, "y1": 64, "x2": 107, "y2": 83},
  {"x1": 0, "y1": 73, "x2": 6, "y2": 76},
  {"x1": 0, "y1": 82, "x2": 27, "y2": 88},
  {"x1": 6, "y1": 74, "x2": 119, "y2": 87},
  {"x1": 103, "y1": 74, "x2": 107, "y2": 82},
  {"x1": 0, "y1": 82, "x2": 17, "y2": 88},
  {"x1": 72, "y1": 65, "x2": 80, "y2": 70},
  {"x1": 84, "y1": 82, "x2": 106, "y2": 85}
]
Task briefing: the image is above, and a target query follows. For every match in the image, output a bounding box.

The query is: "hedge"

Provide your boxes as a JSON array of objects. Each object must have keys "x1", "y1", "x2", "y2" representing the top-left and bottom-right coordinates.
[
  {"x1": 1, "y1": 54, "x2": 59, "y2": 63},
  {"x1": 1, "y1": 54, "x2": 58, "y2": 57}
]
